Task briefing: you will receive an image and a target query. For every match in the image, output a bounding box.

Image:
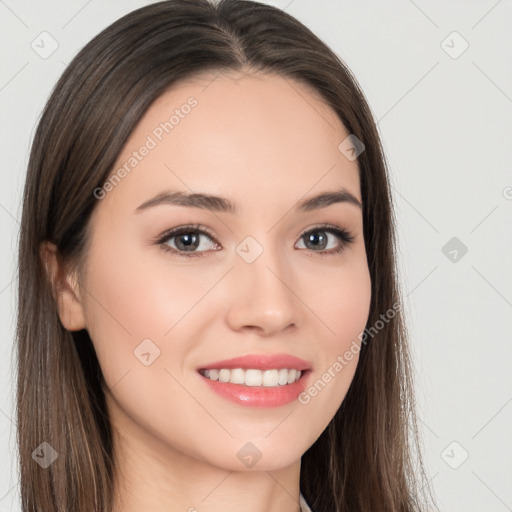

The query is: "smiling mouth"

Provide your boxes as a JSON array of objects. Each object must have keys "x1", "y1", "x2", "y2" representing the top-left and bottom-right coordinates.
[{"x1": 198, "y1": 368, "x2": 309, "y2": 387}]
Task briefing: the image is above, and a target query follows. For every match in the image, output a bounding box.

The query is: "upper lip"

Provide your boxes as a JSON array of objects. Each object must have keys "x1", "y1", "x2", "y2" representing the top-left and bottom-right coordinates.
[{"x1": 198, "y1": 353, "x2": 312, "y2": 371}]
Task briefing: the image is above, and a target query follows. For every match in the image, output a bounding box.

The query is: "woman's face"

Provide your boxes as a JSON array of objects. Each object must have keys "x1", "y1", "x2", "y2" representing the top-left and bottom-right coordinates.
[{"x1": 72, "y1": 71, "x2": 371, "y2": 472}]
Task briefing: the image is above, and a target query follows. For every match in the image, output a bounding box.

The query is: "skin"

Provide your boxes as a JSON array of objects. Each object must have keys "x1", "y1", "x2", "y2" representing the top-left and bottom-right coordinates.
[{"x1": 42, "y1": 70, "x2": 372, "y2": 512}]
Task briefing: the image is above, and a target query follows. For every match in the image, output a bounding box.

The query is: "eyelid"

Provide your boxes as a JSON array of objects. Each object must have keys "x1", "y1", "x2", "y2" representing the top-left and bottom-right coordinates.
[
  {"x1": 154, "y1": 222, "x2": 354, "y2": 258},
  {"x1": 159, "y1": 223, "x2": 218, "y2": 241},
  {"x1": 302, "y1": 222, "x2": 353, "y2": 239}
]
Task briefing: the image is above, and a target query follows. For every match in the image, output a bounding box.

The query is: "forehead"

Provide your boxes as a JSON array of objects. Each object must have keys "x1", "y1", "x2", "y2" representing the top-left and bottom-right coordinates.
[{"x1": 99, "y1": 70, "x2": 361, "y2": 215}]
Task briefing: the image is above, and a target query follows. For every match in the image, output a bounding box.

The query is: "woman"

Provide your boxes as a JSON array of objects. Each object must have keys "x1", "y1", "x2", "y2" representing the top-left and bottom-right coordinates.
[{"x1": 16, "y1": 1, "x2": 436, "y2": 511}]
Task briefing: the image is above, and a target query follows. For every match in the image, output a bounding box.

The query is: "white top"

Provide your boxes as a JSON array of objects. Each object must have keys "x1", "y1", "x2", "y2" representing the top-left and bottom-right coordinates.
[{"x1": 299, "y1": 491, "x2": 314, "y2": 512}]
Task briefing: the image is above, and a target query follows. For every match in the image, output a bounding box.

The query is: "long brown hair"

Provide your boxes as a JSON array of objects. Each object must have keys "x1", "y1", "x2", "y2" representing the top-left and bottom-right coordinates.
[{"x1": 15, "y1": 1, "x2": 436, "y2": 510}]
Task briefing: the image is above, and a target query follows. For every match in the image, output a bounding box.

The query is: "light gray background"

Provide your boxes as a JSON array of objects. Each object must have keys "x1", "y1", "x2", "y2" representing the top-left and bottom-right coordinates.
[{"x1": 1, "y1": 1, "x2": 511, "y2": 510}]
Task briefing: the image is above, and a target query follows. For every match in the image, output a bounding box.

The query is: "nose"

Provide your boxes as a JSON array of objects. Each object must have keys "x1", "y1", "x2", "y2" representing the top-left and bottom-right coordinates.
[{"x1": 225, "y1": 243, "x2": 300, "y2": 336}]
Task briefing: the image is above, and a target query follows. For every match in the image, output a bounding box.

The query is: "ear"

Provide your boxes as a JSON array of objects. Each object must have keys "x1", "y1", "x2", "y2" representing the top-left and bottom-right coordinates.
[{"x1": 39, "y1": 241, "x2": 87, "y2": 331}]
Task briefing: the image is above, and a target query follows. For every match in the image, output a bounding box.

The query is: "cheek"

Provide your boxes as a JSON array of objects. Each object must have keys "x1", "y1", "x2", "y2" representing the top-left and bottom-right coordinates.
[
  {"x1": 80, "y1": 239, "x2": 177, "y2": 388},
  {"x1": 301, "y1": 253, "x2": 372, "y2": 350},
  {"x1": 81, "y1": 232, "x2": 227, "y2": 397},
  {"x1": 327, "y1": 261, "x2": 371, "y2": 384},
  {"x1": 84, "y1": 238, "x2": 203, "y2": 339},
  {"x1": 81, "y1": 241, "x2": 204, "y2": 445},
  {"x1": 332, "y1": 268, "x2": 372, "y2": 348},
  {"x1": 294, "y1": 256, "x2": 371, "y2": 426}
]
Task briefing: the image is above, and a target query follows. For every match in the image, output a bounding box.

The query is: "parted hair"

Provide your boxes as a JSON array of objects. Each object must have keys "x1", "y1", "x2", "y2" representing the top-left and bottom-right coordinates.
[{"x1": 15, "y1": 1, "x2": 436, "y2": 511}]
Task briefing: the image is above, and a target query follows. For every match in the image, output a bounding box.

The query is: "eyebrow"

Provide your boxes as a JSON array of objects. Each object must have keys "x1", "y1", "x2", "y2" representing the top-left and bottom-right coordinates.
[{"x1": 135, "y1": 187, "x2": 362, "y2": 214}]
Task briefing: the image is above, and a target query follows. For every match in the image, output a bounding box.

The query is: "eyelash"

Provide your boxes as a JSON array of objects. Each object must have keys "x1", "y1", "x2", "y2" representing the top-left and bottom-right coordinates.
[{"x1": 154, "y1": 223, "x2": 355, "y2": 259}]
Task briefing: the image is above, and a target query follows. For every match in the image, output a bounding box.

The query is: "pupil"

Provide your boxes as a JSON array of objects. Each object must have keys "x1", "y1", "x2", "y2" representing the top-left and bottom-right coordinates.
[
  {"x1": 177, "y1": 233, "x2": 199, "y2": 251},
  {"x1": 307, "y1": 231, "x2": 327, "y2": 250}
]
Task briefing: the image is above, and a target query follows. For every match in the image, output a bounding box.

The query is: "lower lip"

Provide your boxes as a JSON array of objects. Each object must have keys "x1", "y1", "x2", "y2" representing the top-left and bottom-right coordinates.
[{"x1": 198, "y1": 370, "x2": 311, "y2": 408}]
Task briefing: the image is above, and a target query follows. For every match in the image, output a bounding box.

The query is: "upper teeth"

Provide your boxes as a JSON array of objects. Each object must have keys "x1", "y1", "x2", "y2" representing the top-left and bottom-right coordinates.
[{"x1": 201, "y1": 368, "x2": 302, "y2": 387}]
